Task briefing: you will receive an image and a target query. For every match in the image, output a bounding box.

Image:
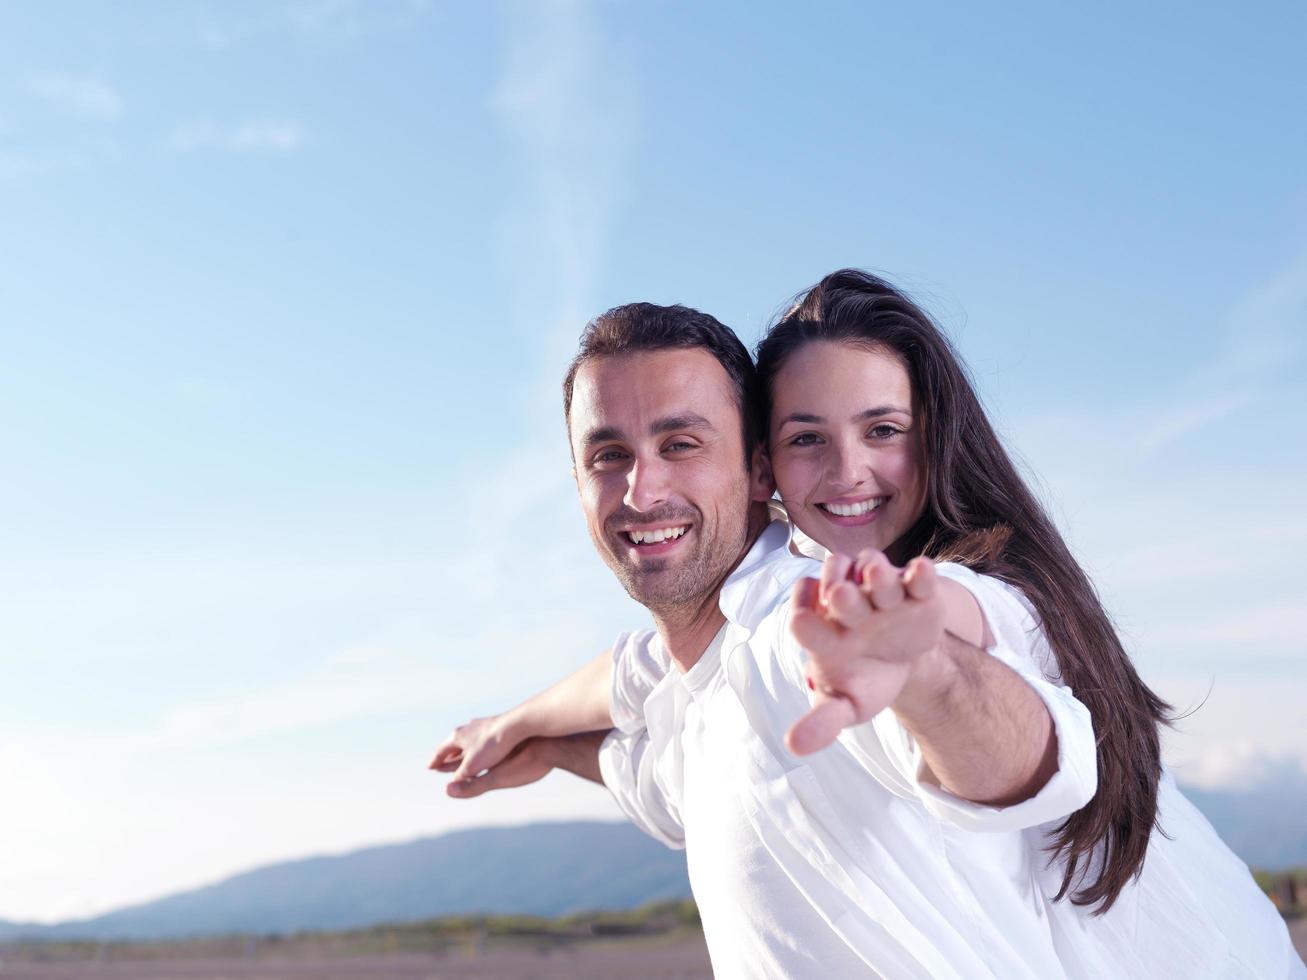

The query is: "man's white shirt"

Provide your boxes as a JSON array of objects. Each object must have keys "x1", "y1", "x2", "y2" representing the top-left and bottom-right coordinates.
[{"x1": 597, "y1": 518, "x2": 1302, "y2": 979}]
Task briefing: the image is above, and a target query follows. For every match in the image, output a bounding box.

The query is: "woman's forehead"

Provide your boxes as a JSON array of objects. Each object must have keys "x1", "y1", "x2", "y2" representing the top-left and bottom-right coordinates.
[{"x1": 771, "y1": 341, "x2": 912, "y2": 412}]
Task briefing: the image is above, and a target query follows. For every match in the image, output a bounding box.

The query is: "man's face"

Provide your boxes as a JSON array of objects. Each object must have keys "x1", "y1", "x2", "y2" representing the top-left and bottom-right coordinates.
[{"x1": 569, "y1": 348, "x2": 766, "y2": 613}]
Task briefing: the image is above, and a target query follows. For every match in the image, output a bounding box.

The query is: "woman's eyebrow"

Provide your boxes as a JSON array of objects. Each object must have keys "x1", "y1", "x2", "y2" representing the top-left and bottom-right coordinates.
[
  {"x1": 777, "y1": 405, "x2": 910, "y2": 427},
  {"x1": 853, "y1": 405, "x2": 910, "y2": 421}
]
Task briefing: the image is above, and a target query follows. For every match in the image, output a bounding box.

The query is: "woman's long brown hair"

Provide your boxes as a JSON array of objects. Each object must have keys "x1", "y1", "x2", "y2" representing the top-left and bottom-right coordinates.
[{"x1": 756, "y1": 269, "x2": 1170, "y2": 913}]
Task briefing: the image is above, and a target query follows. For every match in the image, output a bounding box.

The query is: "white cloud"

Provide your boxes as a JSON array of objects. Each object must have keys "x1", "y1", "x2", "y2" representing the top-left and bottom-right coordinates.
[
  {"x1": 27, "y1": 73, "x2": 123, "y2": 120},
  {"x1": 167, "y1": 119, "x2": 304, "y2": 153}
]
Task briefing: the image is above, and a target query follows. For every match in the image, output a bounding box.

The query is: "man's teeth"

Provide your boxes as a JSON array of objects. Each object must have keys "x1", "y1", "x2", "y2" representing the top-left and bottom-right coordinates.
[
  {"x1": 823, "y1": 498, "x2": 883, "y2": 517},
  {"x1": 627, "y1": 526, "x2": 689, "y2": 545}
]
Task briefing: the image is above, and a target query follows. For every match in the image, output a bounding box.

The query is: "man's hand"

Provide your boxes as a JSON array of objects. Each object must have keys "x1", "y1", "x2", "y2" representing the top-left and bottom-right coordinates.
[
  {"x1": 429, "y1": 714, "x2": 523, "y2": 788},
  {"x1": 786, "y1": 551, "x2": 946, "y2": 756},
  {"x1": 440, "y1": 738, "x2": 554, "y2": 799},
  {"x1": 432, "y1": 730, "x2": 610, "y2": 799}
]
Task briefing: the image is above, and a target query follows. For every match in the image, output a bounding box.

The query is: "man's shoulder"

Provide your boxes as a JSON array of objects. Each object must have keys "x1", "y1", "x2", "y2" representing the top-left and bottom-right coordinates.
[{"x1": 720, "y1": 521, "x2": 817, "y2": 631}]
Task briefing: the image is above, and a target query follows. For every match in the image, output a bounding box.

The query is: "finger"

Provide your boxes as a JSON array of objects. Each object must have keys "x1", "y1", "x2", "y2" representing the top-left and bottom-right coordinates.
[
  {"x1": 447, "y1": 764, "x2": 511, "y2": 799},
  {"x1": 792, "y1": 576, "x2": 821, "y2": 612},
  {"x1": 823, "y1": 579, "x2": 873, "y2": 630},
  {"x1": 860, "y1": 553, "x2": 905, "y2": 610},
  {"x1": 785, "y1": 695, "x2": 858, "y2": 756},
  {"x1": 453, "y1": 736, "x2": 511, "y2": 783},
  {"x1": 852, "y1": 548, "x2": 885, "y2": 581},
  {"x1": 902, "y1": 557, "x2": 937, "y2": 600},
  {"x1": 790, "y1": 602, "x2": 844, "y2": 655},
  {"x1": 819, "y1": 554, "x2": 854, "y2": 609},
  {"x1": 428, "y1": 742, "x2": 463, "y2": 771}
]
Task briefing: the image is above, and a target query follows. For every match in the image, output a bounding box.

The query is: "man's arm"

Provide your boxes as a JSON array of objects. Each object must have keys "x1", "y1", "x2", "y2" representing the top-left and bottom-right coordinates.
[
  {"x1": 430, "y1": 651, "x2": 614, "y2": 790},
  {"x1": 789, "y1": 552, "x2": 1057, "y2": 808}
]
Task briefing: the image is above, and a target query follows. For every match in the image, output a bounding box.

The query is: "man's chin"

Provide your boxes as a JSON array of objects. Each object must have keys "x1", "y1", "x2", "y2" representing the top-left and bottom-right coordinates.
[{"x1": 612, "y1": 563, "x2": 696, "y2": 608}]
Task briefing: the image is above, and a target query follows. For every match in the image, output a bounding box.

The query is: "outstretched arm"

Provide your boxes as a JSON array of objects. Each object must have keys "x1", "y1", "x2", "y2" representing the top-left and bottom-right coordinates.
[
  {"x1": 429, "y1": 649, "x2": 614, "y2": 797},
  {"x1": 789, "y1": 552, "x2": 1057, "y2": 807},
  {"x1": 436, "y1": 730, "x2": 610, "y2": 798}
]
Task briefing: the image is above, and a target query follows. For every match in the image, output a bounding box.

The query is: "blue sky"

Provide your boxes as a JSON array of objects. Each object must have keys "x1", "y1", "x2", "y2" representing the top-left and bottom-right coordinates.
[{"x1": 1, "y1": 0, "x2": 1304, "y2": 922}]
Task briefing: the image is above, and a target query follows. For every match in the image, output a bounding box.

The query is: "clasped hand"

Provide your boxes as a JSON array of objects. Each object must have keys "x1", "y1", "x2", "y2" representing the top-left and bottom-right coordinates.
[{"x1": 786, "y1": 550, "x2": 947, "y2": 756}]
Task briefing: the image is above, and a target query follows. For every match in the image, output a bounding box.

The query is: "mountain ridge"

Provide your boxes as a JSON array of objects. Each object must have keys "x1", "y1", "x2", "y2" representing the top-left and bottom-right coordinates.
[{"x1": 11, "y1": 821, "x2": 691, "y2": 942}]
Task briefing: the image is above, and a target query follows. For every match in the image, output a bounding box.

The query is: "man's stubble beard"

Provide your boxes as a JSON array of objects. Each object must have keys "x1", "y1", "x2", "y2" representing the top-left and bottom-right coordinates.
[{"x1": 601, "y1": 497, "x2": 751, "y2": 618}]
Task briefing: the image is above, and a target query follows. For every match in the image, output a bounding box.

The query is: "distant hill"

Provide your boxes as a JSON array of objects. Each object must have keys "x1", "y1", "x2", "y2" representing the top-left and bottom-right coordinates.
[
  {"x1": 25, "y1": 821, "x2": 691, "y2": 941},
  {"x1": 0, "y1": 920, "x2": 32, "y2": 940},
  {"x1": 1179, "y1": 763, "x2": 1307, "y2": 871}
]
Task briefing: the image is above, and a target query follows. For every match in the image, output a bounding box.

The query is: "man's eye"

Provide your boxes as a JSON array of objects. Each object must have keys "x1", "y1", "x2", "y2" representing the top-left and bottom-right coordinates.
[
  {"x1": 593, "y1": 449, "x2": 628, "y2": 465},
  {"x1": 665, "y1": 440, "x2": 695, "y2": 453}
]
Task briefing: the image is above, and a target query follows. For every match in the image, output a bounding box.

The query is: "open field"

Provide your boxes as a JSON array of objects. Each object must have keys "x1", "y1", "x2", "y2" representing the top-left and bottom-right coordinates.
[
  {"x1": 0, "y1": 937, "x2": 713, "y2": 980},
  {"x1": 3, "y1": 899, "x2": 1300, "y2": 977},
  {"x1": 0, "y1": 903, "x2": 713, "y2": 979}
]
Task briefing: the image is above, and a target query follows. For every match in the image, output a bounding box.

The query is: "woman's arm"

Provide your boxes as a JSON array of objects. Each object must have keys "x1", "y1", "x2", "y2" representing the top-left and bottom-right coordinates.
[
  {"x1": 429, "y1": 649, "x2": 614, "y2": 796},
  {"x1": 790, "y1": 552, "x2": 1058, "y2": 807}
]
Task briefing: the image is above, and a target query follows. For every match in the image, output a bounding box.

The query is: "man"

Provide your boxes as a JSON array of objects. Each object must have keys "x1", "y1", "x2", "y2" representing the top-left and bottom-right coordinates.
[{"x1": 463, "y1": 303, "x2": 1093, "y2": 977}]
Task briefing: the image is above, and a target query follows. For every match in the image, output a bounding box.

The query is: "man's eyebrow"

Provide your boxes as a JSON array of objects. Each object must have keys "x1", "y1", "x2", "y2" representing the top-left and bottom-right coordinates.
[
  {"x1": 652, "y1": 413, "x2": 715, "y2": 435},
  {"x1": 777, "y1": 405, "x2": 911, "y2": 427},
  {"x1": 580, "y1": 425, "x2": 625, "y2": 449},
  {"x1": 581, "y1": 413, "x2": 716, "y2": 451}
]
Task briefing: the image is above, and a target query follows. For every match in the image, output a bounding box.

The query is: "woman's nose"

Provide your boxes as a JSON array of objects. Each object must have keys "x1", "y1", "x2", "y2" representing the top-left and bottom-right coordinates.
[{"x1": 826, "y1": 443, "x2": 872, "y2": 491}]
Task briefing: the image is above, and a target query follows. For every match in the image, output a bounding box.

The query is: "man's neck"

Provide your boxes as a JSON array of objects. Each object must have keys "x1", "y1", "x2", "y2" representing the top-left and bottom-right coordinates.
[{"x1": 652, "y1": 501, "x2": 771, "y2": 673}]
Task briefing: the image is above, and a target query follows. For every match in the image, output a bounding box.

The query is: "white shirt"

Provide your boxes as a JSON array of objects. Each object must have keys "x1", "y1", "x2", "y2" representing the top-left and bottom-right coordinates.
[{"x1": 598, "y1": 519, "x2": 1304, "y2": 979}]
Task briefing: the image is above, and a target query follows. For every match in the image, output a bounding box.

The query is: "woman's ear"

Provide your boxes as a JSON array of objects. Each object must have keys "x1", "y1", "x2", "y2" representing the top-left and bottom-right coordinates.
[{"x1": 750, "y1": 445, "x2": 775, "y2": 502}]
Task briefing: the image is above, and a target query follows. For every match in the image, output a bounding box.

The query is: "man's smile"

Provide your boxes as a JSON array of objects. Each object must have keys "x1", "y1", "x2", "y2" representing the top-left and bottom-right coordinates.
[{"x1": 618, "y1": 523, "x2": 693, "y2": 556}]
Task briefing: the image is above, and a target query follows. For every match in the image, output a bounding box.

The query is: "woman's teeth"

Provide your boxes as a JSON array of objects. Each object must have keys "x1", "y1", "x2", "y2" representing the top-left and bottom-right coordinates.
[
  {"x1": 626, "y1": 525, "x2": 689, "y2": 545},
  {"x1": 821, "y1": 498, "x2": 884, "y2": 517}
]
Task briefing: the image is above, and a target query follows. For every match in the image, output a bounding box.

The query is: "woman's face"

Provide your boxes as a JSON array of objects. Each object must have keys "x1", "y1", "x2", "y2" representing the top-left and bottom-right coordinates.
[{"x1": 768, "y1": 340, "x2": 927, "y2": 560}]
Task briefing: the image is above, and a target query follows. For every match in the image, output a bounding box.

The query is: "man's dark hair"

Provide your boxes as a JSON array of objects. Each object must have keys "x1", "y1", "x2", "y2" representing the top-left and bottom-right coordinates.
[{"x1": 562, "y1": 302, "x2": 760, "y2": 462}]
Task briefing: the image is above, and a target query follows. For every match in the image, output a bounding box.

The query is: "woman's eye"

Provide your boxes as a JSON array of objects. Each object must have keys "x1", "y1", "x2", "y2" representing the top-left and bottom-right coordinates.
[
  {"x1": 868, "y1": 424, "x2": 901, "y2": 439},
  {"x1": 790, "y1": 433, "x2": 821, "y2": 447}
]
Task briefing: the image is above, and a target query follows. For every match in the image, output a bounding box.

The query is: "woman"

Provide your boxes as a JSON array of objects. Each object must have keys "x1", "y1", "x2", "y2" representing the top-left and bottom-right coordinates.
[{"x1": 433, "y1": 269, "x2": 1302, "y2": 977}]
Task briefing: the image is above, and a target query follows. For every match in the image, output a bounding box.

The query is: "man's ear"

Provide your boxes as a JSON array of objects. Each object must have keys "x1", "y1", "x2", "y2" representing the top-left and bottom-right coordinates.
[{"x1": 749, "y1": 445, "x2": 775, "y2": 502}]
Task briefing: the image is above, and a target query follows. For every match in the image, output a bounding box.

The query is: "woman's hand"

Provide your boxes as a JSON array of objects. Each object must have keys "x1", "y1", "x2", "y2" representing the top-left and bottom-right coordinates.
[
  {"x1": 429, "y1": 713, "x2": 526, "y2": 796},
  {"x1": 786, "y1": 550, "x2": 947, "y2": 755}
]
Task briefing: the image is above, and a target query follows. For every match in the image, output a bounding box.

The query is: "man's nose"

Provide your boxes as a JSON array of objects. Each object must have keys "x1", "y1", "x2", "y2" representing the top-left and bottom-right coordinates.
[{"x1": 624, "y1": 456, "x2": 669, "y2": 512}]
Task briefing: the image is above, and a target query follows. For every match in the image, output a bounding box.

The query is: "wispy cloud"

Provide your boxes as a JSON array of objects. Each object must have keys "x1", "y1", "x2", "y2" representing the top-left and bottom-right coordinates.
[
  {"x1": 167, "y1": 119, "x2": 304, "y2": 153},
  {"x1": 194, "y1": 0, "x2": 431, "y2": 50},
  {"x1": 1006, "y1": 249, "x2": 1307, "y2": 773},
  {"x1": 27, "y1": 72, "x2": 123, "y2": 120},
  {"x1": 488, "y1": 0, "x2": 638, "y2": 379}
]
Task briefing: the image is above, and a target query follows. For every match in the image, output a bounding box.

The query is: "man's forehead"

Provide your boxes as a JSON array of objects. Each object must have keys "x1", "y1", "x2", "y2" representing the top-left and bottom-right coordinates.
[{"x1": 569, "y1": 348, "x2": 738, "y2": 428}]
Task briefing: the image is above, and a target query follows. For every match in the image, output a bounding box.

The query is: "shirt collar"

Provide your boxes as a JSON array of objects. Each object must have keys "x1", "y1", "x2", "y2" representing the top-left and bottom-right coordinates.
[{"x1": 718, "y1": 516, "x2": 818, "y2": 630}]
